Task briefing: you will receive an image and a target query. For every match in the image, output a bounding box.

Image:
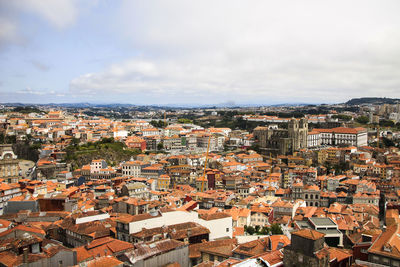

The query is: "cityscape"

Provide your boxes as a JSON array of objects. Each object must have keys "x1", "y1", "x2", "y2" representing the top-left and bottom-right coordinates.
[{"x1": 1, "y1": 1, "x2": 400, "y2": 267}]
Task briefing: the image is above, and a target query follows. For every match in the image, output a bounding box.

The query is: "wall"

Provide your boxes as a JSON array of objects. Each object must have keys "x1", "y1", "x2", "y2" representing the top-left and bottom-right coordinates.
[
  {"x1": 75, "y1": 213, "x2": 110, "y2": 224},
  {"x1": 129, "y1": 211, "x2": 232, "y2": 240},
  {"x1": 20, "y1": 250, "x2": 77, "y2": 267},
  {"x1": 5, "y1": 201, "x2": 38, "y2": 214},
  {"x1": 133, "y1": 245, "x2": 189, "y2": 267},
  {"x1": 283, "y1": 247, "x2": 328, "y2": 267}
]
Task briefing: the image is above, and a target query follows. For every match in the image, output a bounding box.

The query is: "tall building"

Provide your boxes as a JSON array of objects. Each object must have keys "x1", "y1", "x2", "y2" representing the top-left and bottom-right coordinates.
[
  {"x1": 253, "y1": 118, "x2": 308, "y2": 155},
  {"x1": 0, "y1": 144, "x2": 20, "y2": 183},
  {"x1": 312, "y1": 127, "x2": 367, "y2": 147},
  {"x1": 283, "y1": 229, "x2": 330, "y2": 267}
]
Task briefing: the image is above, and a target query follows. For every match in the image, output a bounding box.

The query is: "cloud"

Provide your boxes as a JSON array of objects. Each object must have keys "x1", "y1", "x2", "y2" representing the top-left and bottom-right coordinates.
[
  {"x1": 16, "y1": 87, "x2": 46, "y2": 95},
  {"x1": 1, "y1": 88, "x2": 68, "y2": 103},
  {"x1": 0, "y1": 17, "x2": 19, "y2": 46},
  {"x1": 16, "y1": 87, "x2": 64, "y2": 96},
  {"x1": 0, "y1": 8, "x2": 24, "y2": 48},
  {"x1": 0, "y1": 0, "x2": 80, "y2": 48},
  {"x1": 28, "y1": 59, "x2": 50, "y2": 72},
  {"x1": 15, "y1": 0, "x2": 79, "y2": 29},
  {"x1": 69, "y1": 0, "x2": 400, "y2": 104}
]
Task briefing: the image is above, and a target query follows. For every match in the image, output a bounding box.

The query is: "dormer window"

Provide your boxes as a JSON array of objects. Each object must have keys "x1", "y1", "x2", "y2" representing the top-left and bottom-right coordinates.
[{"x1": 383, "y1": 245, "x2": 392, "y2": 252}]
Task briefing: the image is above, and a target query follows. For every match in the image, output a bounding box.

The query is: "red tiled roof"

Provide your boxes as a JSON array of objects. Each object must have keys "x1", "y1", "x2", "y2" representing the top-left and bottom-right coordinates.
[{"x1": 292, "y1": 229, "x2": 325, "y2": 240}]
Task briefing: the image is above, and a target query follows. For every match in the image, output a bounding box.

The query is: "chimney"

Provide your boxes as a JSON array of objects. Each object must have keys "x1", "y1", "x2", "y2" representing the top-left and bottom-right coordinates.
[{"x1": 23, "y1": 247, "x2": 29, "y2": 263}]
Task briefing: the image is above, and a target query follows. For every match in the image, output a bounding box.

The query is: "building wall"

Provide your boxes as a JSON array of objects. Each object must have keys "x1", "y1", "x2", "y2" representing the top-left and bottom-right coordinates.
[
  {"x1": 132, "y1": 245, "x2": 189, "y2": 267},
  {"x1": 27, "y1": 250, "x2": 77, "y2": 267},
  {"x1": 250, "y1": 212, "x2": 270, "y2": 227},
  {"x1": 283, "y1": 247, "x2": 329, "y2": 267},
  {"x1": 368, "y1": 253, "x2": 400, "y2": 267},
  {"x1": 307, "y1": 133, "x2": 321, "y2": 148},
  {"x1": 4, "y1": 201, "x2": 38, "y2": 214},
  {"x1": 254, "y1": 119, "x2": 308, "y2": 155},
  {"x1": 122, "y1": 164, "x2": 141, "y2": 176},
  {"x1": 128, "y1": 211, "x2": 232, "y2": 240},
  {"x1": 357, "y1": 132, "x2": 368, "y2": 147}
]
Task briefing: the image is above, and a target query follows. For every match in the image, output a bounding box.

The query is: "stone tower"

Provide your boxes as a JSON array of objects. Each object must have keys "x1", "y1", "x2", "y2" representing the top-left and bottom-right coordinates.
[
  {"x1": 288, "y1": 118, "x2": 308, "y2": 152},
  {"x1": 253, "y1": 118, "x2": 308, "y2": 155}
]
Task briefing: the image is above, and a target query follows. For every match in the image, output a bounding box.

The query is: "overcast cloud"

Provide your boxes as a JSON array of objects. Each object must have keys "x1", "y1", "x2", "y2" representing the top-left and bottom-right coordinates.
[{"x1": 1, "y1": 0, "x2": 400, "y2": 104}]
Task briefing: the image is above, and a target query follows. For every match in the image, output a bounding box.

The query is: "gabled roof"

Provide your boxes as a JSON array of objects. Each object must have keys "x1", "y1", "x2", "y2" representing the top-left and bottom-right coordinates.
[
  {"x1": 292, "y1": 229, "x2": 325, "y2": 241},
  {"x1": 189, "y1": 238, "x2": 237, "y2": 259},
  {"x1": 369, "y1": 223, "x2": 400, "y2": 259}
]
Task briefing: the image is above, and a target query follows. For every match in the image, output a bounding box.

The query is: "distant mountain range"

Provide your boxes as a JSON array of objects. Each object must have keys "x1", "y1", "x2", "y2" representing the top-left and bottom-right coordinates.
[
  {"x1": 345, "y1": 97, "x2": 400, "y2": 106},
  {"x1": 2, "y1": 97, "x2": 399, "y2": 108},
  {"x1": 1, "y1": 102, "x2": 315, "y2": 109}
]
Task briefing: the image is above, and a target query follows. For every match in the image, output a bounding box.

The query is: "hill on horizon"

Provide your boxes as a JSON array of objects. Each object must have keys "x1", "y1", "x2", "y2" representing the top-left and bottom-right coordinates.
[{"x1": 346, "y1": 97, "x2": 400, "y2": 105}]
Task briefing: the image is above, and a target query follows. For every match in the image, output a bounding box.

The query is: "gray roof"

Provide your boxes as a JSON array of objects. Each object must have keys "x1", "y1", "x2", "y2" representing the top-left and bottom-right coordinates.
[
  {"x1": 309, "y1": 217, "x2": 337, "y2": 227},
  {"x1": 296, "y1": 220, "x2": 312, "y2": 229},
  {"x1": 317, "y1": 229, "x2": 342, "y2": 236}
]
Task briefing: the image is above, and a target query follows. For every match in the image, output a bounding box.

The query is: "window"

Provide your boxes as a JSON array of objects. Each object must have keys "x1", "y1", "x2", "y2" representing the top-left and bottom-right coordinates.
[
  {"x1": 298, "y1": 255, "x2": 303, "y2": 263},
  {"x1": 226, "y1": 228, "x2": 229, "y2": 232},
  {"x1": 372, "y1": 256, "x2": 379, "y2": 262}
]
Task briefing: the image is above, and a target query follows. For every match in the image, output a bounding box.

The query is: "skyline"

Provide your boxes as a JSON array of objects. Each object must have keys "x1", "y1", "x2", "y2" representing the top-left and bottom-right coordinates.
[{"x1": 1, "y1": 0, "x2": 400, "y2": 104}]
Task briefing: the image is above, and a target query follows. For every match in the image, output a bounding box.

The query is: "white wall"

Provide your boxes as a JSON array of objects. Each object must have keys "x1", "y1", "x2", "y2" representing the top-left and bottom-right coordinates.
[
  {"x1": 76, "y1": 213, "x2": 110, "y2": 224},
  {"x1": 128, "y1": 211, "x2": 232, "y2": 240},
  {"x1": 357, "y1": 132, "x2": 368, "y2": 147},
  {"x1": 235, "y1": 235, "x2": 268, "y2": 244}
]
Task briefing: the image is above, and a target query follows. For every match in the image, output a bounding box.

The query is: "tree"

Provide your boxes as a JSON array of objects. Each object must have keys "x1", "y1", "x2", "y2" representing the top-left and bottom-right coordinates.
[
  {"x1": 255, "y1": 225, "x2": 261, "y2": 233},
  {"x1": 380, "y1": 119, "x2": 395, "y2": 127},
  {"x1": 249, "y1": 144, "x2": 261, "y2": 154},
  {"x1": 150, "y1": 120, "x2": 166, "y2": 128},
  {"x1": 382, "y1": 137, "x2": 395, "y2": 148},
  {"x1": 270, "y1": 223, "x2": 283, "y2": 235},
  {"x1": 71, "y1": 137, "x2": 80, "y2": 146},
  {"x1": 356, "y1": 116, "x2": 369, "y2": 124},
  {"x1": 260, "y1": 226, "x2": 269, "y2": 235},
  {"x1": 5, "y1": 135, "x2": 16, "y2": 144},
  {"x1": 245, "y1": 225, "x2": 255, "y2": 235},
  {"x1": 157, "y1": 143, "x2": 164, "y2": 150},
  {"x1": 332, "y1": 114, "x2": 352, "y2": 121},
  {"x1": 178, "y1": 118, "x2": 193, "y2": 124}
]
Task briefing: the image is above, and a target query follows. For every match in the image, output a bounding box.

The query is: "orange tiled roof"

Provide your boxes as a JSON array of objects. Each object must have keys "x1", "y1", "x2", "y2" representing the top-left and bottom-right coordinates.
[{"x1": 292, "y1": 229, "x2": 325, "y2": 240}]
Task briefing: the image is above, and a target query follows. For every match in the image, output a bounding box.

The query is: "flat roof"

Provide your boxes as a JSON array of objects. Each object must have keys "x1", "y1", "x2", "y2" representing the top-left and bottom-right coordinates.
[
  {"x1": 296, "y1": 221, "x2": 311, "y2": 229},
  {"x1": 309, "y1": 217, "x2": 337, "y2": 227},
  {"x1": 317, "y1": 229, "x2": 342, "y2": 236}
]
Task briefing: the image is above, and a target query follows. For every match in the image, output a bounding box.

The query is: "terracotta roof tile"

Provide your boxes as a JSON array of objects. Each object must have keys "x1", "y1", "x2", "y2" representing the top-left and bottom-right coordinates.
[{"x1": 292, "y1": 229, "x2": 325, "y2": 241}]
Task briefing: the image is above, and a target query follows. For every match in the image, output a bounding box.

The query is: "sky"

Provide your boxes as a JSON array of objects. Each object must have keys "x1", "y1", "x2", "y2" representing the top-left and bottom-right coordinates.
[{"x1": 1, "y1": 0, "x2": 400, "y2": 105}]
